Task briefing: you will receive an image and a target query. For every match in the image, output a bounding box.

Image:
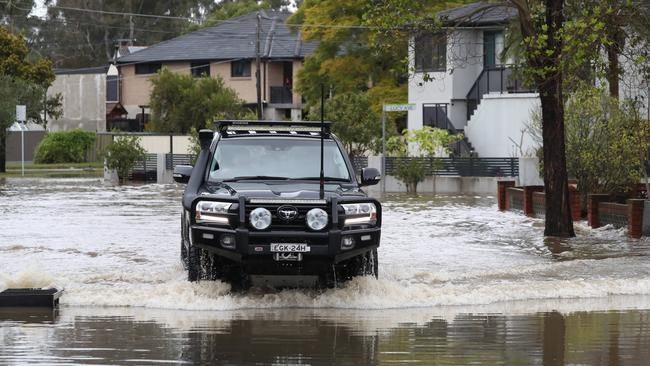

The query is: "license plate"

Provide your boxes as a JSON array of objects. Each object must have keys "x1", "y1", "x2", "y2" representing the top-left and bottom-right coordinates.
[{"x1": 270, "y1": 243, "x2": 311, "y2": 253}]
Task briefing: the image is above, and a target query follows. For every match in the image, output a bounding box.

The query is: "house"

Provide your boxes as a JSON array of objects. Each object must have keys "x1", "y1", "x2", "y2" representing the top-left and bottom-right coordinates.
[
  {"x1": 407, "y1": 2, "x2": 648, "y2": 158},
  {"x1": 47, "y1": 66, "x2": 109, "y2": 132},
  {"x1": 115, "y1": 10, "x2": 316, "y2": 123}
]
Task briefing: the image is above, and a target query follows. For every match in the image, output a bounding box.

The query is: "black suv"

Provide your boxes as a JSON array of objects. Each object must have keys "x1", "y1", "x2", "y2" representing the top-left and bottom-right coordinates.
[{"x1": 174, "y1": 120, "x2": 382, "y2": 288}]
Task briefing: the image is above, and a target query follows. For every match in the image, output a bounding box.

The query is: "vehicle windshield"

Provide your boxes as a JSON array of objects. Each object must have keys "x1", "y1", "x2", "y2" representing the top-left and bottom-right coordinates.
[{"x1": 208, "y1": 137, "x2": 352, "y2": 182}]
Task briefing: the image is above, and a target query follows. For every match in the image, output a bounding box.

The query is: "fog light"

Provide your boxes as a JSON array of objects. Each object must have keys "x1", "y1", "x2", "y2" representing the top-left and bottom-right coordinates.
[
  {"x1": 220, "y1": 234, "x2": 236, "y2": 249},
  {"x1": 341, "y1": 236, "x2": 355, "y2": 250}
]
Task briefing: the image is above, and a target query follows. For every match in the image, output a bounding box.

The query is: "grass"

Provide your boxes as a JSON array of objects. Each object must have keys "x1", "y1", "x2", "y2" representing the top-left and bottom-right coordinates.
[{"x1": 1, "y1": 161, "x2": 104, "y2": 178}]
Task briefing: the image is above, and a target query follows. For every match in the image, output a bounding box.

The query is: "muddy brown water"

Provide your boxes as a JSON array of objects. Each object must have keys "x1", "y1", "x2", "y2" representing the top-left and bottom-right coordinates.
[{"x1": 1, "y1": 178, "x2": 650, "y2": 365}]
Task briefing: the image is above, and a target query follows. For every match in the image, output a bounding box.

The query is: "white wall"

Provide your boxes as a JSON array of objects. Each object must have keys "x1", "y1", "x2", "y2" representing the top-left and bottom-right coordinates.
[
  {"x1": 464, "y1": 93, "x2": 540, "y2": 157},
  {"x1": 48, "y1": 73, "x2": 106, "y2": 132},
  {"x1": 407, "y1": 28, "x2": 503, "y2": 131}
]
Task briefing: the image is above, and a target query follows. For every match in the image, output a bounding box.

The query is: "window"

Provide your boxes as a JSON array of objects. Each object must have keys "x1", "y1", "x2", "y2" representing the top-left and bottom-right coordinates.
[
  {"x1": 106, "y1": 75, "x2": 119, "y2": 102},
  {"x1": 209, "y1": 138, "x2": 351, "y2": 182},
  {"x1": 191, "y1": 62, "x2": 211, "y2": 77},
  {"x1": 414, "y1": 34, "x2": 447, "y2": 72},
  {"x1": 423, "y1": 104, "x2": 448, "y2": 129},
  {"x1": 231, "y1": 60, "x2": 251, "y2": 77},
  {"x1": 134, "y1": 62, "x2": 162, "y2": 75}
]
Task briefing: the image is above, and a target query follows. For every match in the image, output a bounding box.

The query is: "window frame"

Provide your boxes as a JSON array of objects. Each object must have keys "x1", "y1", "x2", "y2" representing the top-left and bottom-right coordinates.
[
  {"x1": 134, "y1": 62, "x2": 162, "y2": 75},
  {"x1": 191, "y1": 61, "x2": 211, "y2": 78},
  {"x1": 231, "y1": 60, "x2": 252, "y2": 78},
  {"x1": 414, "y1": 33, "x2": 447, "y2": 73},
  {"x1": 422, "y1": 103, "x2": 449, "y2": 129}
]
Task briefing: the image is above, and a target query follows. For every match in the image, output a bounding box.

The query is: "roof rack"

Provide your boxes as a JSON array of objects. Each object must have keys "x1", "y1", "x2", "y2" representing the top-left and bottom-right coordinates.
[{"x1": 216, "y1": 120, "x2": 332, "y2": 137}]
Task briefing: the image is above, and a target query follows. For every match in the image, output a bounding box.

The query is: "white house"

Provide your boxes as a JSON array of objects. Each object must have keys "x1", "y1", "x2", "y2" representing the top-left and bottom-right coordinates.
[{"x1": 407, "y1": 1, "x2": 649, "y2": 158}]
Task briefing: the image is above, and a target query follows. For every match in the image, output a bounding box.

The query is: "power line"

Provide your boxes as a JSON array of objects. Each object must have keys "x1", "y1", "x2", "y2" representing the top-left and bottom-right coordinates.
[{"x1": 1, "y1": 0, "x2": 386, "y2": 31}]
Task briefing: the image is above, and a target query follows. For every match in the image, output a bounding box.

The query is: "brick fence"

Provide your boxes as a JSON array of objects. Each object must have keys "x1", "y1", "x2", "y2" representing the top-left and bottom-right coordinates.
[
  {"x1": 588, "y1": 195, "x2": 646, "y2": 238},
  {"x1": 497, "y1": 181, "x2": 647, "y2": 238}
]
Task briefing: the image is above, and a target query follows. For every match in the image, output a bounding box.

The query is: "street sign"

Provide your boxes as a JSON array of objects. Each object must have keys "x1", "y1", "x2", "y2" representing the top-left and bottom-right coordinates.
[
  {"x1": 383, "y1": 103, "x2": 416, "y2": 112},
  {"x1": 16, "y1": 105, "x2": 26, "y2": 122}
]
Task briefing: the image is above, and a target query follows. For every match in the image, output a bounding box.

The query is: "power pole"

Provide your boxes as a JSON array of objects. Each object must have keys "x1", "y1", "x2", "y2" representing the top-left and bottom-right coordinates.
[
  {"x1": 7, "y1": 0, "x2": 13, "y2": 34},
  {"x1": 129, "y1": 16, "x2": 134, "y2": 46},
  {"x1": 256, "y1": 12, "x2": 263, "y2": 120}
]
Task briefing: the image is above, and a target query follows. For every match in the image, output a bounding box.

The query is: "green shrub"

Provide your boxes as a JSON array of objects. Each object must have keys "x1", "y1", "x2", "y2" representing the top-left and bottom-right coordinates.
[
  {"x1": 34, "y1": 129, "x2": 96, "y2": 163},
  {"x1": 104, "y1": 135, "x2": 146, "y2": 183}
]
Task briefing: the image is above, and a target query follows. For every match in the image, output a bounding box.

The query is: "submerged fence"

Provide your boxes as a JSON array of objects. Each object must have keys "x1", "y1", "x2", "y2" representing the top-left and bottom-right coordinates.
[{"x1": 385, "y1": 157, "x2": 518, "y2": 177}]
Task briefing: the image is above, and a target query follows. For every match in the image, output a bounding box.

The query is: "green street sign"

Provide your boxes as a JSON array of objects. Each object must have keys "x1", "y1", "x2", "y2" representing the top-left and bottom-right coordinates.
[{"x1": 383, "y1": 103, "x2": 416, "y2": 112}]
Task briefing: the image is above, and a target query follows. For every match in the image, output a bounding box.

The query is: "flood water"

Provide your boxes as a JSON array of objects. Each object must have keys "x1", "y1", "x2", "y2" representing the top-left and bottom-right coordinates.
[{"x1": 1, "y1": 178, "x2": 650, "y2": 365}]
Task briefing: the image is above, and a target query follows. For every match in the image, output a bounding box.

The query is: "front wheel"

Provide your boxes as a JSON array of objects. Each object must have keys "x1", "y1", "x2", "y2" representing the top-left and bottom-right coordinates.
[
  {"x1": 328, "y1": 249, "x2": 379, "y2": 286},
  {"x1": 187, "y1": 244, "x2": 201, "y2": 282}
]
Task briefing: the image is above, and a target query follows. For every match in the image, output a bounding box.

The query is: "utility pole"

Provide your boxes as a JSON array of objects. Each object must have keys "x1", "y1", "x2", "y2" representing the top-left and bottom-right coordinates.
[
  {"x1": 256, "y1": 12, "x2": 263, "y2": 120},
  {"x1": 129, "y1": 16, "x2": 134, "y2": 46},
  {"x1": 7, "y1": 0, "x2": 13, "y2": 34}
]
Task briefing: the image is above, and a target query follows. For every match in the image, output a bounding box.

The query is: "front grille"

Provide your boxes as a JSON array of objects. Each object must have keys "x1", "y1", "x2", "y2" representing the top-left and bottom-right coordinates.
[{"x1": 245, "y1": 203, "x2": 330, "y2": 231}]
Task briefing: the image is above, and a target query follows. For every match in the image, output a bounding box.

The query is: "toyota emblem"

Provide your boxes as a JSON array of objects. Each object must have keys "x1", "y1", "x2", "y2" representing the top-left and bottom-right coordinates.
[{"x1": 277, "y1": 205, "x2": 299, "y2": 221}]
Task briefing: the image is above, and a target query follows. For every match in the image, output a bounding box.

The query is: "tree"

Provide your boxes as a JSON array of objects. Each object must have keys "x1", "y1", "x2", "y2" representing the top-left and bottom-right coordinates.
[
  {"x1": 0, "y1": 26, "x2": 56, "y2": 173},
  {"x1": 531, "y1": 84, "x2": 648, "y2": 212},
  {"x1": 194, "y1": 0, "x2": 289, "y2": 30},
  {"x1": 104, "y1": 135, "x2": 145, "y2": 184},
  {"x1": 288, "y1": 0, "x2": 409, "y2": 121},
  {"x1": 35, "y1": 0, "x2": 214, "y2": 68},
  {"x1": 386, "y1": 126, "x2": 462, "y2": 193},
  {"x1": 149, "y1": 69, "x2": 246, "y2": 133},
  {"x1": 320, "y1": 92, "x2": 384, "y2": 158}
]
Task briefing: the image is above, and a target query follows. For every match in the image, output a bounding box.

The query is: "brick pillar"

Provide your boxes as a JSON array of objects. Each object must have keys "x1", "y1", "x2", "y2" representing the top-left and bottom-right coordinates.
[
  {"x1": 568, "y1": 185, "x2": 582, "y2": 221},
  {"x1": 523, "y1": 185, "x2": 544, "y2": 216},
  {"x1": 628, "y1": 199, "x2": 645, "y2": 239},
  {"x1": 498, "y1": 181, "x2": 516, "y2": 211},
  {"x1": 588, "y1": 194, "x2": 609, "y2": 228}
]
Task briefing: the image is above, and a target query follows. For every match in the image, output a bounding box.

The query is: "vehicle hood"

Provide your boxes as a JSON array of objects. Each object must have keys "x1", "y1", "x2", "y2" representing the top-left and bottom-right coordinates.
[{"x1": 200, "y1": 181, "x2": 366, "y2": 200}]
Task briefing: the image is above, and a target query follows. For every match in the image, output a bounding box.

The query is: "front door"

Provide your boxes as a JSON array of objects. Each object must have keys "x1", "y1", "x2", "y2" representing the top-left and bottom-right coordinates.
[{"x1": 483, "y1": 31, "x2": 499, "y2": 68}]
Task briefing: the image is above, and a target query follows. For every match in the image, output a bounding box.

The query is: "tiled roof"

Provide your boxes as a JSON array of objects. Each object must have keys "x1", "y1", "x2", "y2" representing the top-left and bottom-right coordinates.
[
  {"x1": 117, "y1": 10, "x2": 316, "y2": 64},
  {"x1": 438, "y1": 2, "x2": 518, "y2": 26}
]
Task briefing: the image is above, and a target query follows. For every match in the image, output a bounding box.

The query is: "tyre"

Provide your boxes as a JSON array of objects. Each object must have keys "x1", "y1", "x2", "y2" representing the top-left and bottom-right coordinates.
[
  {"x1": 346, "y1": 249, "x2": 379, "y2": 279},
  {"x1": 180, "y1": 211, "x2": 190, "y2": 270},
  {"x1": 187, "y1": 243, "x2": 201, "y2": 282},
  {"x1": 328, "y1": 249, "x2": 379, "y2": 287}
]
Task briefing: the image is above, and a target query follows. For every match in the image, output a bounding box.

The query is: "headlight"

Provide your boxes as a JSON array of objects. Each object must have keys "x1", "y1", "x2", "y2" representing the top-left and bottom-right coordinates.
[
  {"x1": 250, "y1": 207, "x2": 272, "y2": 230},
  {"x1": 306, "y1": 208, "x2": 328, "y2": 230},
  {"x1": 195, "y1": 201, "x2": 232, "y2": 224},
  {"x1": 342, "y1": 203, "x2": 377, "y2": 226}
]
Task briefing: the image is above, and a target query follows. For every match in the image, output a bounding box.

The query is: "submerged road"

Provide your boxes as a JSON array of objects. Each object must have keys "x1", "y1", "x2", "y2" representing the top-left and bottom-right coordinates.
[{"x1": 1, "y1": 178, "x2": 650, "y2": 364}]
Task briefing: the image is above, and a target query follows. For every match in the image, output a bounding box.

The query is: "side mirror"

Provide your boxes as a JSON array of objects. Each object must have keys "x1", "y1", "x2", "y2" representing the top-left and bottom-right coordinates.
[
  {"x1": 173, "y1": 165, "x2": 193, "y2": 184},
  {"x1": 360, "y1": 167, "x2": 381, "y2": 186}
]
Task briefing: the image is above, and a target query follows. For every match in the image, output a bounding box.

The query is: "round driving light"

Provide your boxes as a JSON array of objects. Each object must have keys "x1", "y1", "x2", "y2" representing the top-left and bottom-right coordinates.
[
  {"x1": 306, "y1": 208, "x2": 328, "y2": 230},
  {"x1": 250, "y1": 207, "x2": 272, "y2": 230}
]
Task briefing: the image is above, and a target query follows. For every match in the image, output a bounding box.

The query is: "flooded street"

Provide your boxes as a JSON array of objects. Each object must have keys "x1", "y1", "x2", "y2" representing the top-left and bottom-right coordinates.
[{"x1": 2, "y1": 178, "x2": 650, "y2": 364}]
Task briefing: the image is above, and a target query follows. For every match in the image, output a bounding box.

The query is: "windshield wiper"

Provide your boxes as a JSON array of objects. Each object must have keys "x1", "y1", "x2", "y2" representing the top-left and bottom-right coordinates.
[
  {"x1": 223, "y1": 175, "x2": 290, "y2": 182},
  {"x1": 292, "y1": 176, "x2": 350, "y2": 182}
]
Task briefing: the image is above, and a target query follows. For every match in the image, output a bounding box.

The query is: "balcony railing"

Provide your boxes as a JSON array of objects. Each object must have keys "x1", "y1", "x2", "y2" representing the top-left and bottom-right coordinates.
[
  {"x1": 466, "y1": 65, "x2": 535, "y2": 120},
  {"x1": 270, "y1": 86, "x2": 293, "y2": 104}
]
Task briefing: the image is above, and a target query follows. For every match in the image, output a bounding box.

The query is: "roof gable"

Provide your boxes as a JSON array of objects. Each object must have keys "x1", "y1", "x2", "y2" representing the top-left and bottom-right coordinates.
[
  {"x1": 117, "y1": 10, "x2": 316, "y2": 64},
  {"x1": 438, "y1": 2, "x2": 518, "y2": 27}
]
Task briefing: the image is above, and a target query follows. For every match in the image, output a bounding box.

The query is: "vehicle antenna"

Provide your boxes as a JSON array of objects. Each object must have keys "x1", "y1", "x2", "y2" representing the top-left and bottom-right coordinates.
[{"x1": 319, "y1": 83, "x2": 325, "y2": 200}]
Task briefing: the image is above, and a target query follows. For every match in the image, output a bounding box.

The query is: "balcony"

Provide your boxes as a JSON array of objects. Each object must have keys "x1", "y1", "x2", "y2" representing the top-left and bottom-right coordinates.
[
  {"x1": 270, "y1": 86, "x2": 293, "y2": 105},
  {"x1": 466, "y1": 65, "x2": 535, "y2": 120}
]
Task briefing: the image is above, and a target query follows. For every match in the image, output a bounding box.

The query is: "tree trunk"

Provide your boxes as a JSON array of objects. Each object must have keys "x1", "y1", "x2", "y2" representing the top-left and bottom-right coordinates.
[
  {"x1": 539, "y1": 87, "x2": 575, "y2": 237},
  {"x1": 539, "y1": 0, "x2": 575, "y2": 237},
  {"x1": 606, "y1": 24, "x2": 624, "y2": 99},
  {"x1": 513, "y1": 0, "x2": 575, "y2": 237},
  {"x1": 0, "y1": 127, "x2": 5, "y2": 173}
]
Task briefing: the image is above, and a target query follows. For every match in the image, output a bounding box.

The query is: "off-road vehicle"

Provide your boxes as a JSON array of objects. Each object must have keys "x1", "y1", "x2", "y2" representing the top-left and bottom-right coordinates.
[{"x1": 175, "y1": 120, "x2": 382, "y2": 288}]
